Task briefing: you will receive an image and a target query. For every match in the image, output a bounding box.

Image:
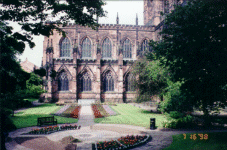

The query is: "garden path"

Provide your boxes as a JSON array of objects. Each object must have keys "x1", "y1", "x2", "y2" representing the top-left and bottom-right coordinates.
[{"x1": 77, "y1": 105, "x2": 95, "y2": 127}]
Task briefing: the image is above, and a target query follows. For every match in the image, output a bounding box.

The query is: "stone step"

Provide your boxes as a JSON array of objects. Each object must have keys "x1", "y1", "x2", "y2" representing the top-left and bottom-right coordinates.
[{"x1": 78, "y1": 99, "x2": 96, "y2": 106}]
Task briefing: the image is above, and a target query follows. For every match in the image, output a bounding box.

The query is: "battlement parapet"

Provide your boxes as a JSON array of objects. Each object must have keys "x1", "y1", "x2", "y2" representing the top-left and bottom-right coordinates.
[
  {"x1": 97, "y1": 24, "x2": 155, "y2": 31},
  {"x1": 46, "y1": 22, "x2": 155, "y2": 31}
]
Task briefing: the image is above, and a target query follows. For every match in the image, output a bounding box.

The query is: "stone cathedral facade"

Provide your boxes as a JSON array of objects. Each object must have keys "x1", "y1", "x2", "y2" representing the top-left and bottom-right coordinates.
[{"x1": 41, "y1": 0, "x2": 187, "y2": 103}]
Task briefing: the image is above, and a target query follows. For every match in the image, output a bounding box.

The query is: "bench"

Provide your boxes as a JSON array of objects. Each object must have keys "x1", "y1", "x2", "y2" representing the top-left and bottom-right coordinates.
[{"x1": 37, "y1": 116, "x2": 57, "y2": 126}]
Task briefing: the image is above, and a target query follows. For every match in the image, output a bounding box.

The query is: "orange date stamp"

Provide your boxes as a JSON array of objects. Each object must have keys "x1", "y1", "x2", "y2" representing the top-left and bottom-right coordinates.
[{"x1": 183, "y1": 133, "x2": 208, "y2": 140}]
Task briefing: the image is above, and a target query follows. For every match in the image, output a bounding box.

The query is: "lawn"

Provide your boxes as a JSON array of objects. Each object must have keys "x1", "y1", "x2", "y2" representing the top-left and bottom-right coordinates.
[
  {"x1": 9, "y1": 103, "x2": 78, "y2": 129},
  {"x1": 23, "y1": 98, "x2": 38, "y2": 102},
  {"x1": 22, "y1": 103, "x2": 61, "y2": 115},
  {"x1": 163, "y1": 132, "x2": 227, "y2": 150},
  {"x1": 94, "y1": 104, "x2": 167, "y2": 128}
]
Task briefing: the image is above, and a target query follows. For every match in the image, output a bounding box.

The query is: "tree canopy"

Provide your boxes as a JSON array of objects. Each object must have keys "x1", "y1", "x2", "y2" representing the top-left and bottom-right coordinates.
[
  {"x1": 132, "y1": 56, "x2": 169, "y2": 102},
  {"x1": 0, "y1": 0, "x2": 105, "y2": 94},
  {"x1": 0, "y1": 1, "x2": 105, "y2": 149},
  {"x1": 150, "y1": 0, "x2": 227, "y2": 117},
  {"x1": 0, "y1": 21, "x2": 31, "y2": 94}
]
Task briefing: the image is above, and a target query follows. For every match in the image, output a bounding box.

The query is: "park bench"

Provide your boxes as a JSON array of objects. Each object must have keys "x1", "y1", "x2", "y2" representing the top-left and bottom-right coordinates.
[{"x1": 37, "y1": 116, "x2": 57, "y2": 126}]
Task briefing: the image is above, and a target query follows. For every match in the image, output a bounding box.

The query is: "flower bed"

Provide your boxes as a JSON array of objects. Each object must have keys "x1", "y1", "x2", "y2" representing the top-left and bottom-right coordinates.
[
  {"x1": 117, "y1": 135, "x2": 149, "y2": 147},
  {"x1": 54, "y1": 104, "x2": 71, "y2": 116},
  {"x1": 93, "y1": 134, "x2": 150, "y2": 150},
  {"x1": 60, "y1": 124, "x2": 81, "y2": 130},
  {"x1": 96, "y1": 104, "x2": 109, "y2": 117},
  {"x1": 70, "y1": 106, "x2": 81, "y2": 118},
  {"x1": 96, "y1": 140, "x2": 124, "y2": 150},
  {"x1": 25, "y1": 124, "x2": 81, "y2": 135},
  {"x1": 103, "y1": 105, "x2": 116, "y2": 116},
  {"x1": 61, "y1": 105, "x2": 78, "y2": 117},
  {"x1": 92, "y1": 104, "x2": 103, "y2": 118}
]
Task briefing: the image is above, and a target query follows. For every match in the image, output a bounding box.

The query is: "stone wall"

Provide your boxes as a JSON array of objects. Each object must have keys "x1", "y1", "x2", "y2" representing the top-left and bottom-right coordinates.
[{"x1": 41, "y1": 0, "x2": 174, "y2": 104}]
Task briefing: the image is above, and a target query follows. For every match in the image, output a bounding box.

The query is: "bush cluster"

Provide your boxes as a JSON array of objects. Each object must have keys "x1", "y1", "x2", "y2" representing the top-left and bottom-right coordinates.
[
  {"x1": 169, "y1": 111, "x2": 185, "y2": 119},
  {"x1": 25, "y1": 85, "x2": 46, "y2": 98},
  {"x1": 1, "y1": 93, "x2": 32, "y2": 111},
  {"x1": 162, "y1": 115, "x2": 196, "y2": 129},
  {"x1": 0, "y1": 105, "x2": 17, "y2": 132},
  {"x1": 157, "y1": 81, "x2": 193, "y2": 114}
]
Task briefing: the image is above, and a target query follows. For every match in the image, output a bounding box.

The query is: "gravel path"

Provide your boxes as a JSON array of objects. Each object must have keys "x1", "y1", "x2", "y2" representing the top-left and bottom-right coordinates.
[
  {"x1": 7, "y1": 126, "x2": 227, "y2": 150},
  {"x1": 77, "y1": 105, "x2": 95, "y2": 127},
  {"x1": 13, "y1": 137, "x2": 67, "y2": 150}
]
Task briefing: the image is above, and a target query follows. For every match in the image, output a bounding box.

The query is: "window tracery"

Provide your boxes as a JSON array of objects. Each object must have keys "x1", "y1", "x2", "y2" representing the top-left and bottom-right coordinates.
[
  {"x1": 103, "y1": 72, "x2": 114, "y2": 91},
  {"x1": 79, "y1": 72, "x2": 92, "y2": 91},
  {"x1": 141, "y1": 39, "x2": 152, "y2": 55},
  {"x1": 60, "y1": 37, "x2": 71, "y2": 57},
  {"x1": 126, "y1": 74, "x2": 135, "y2": 91},
  {"x1": 123, "y1": 39, "x2": 132, "y2": 58},
  {"x1": 82, "y1": 38, "x2": 92, "y2": 58},
  {"x1": 102, "y1": 38, "x2": 112, "y2": 58},
  {"x1": 58, "y1": 72, "x2": 69, "y2": 91}
]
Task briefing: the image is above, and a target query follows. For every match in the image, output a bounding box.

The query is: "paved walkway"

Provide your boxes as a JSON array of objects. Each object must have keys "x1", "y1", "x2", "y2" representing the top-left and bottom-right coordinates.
[
  {"x1": 77, "y1": 105, "x2": 95, "y2": 127},
  {"x1": 6, "y1": 124, "x2": 227, "y2": 150}
]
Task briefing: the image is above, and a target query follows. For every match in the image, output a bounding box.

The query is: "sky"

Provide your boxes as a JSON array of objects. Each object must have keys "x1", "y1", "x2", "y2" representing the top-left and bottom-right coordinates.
[{"x1": 17, "y1": 1, "x2": 144, "y2": 67}]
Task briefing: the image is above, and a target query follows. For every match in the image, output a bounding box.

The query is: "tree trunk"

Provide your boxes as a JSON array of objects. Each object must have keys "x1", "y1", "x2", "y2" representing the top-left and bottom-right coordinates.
[
  {"x1": 202, "y1": 100, "x2": 211, "y2": 127},
  {"x1": 1, "y1": 131, "x2": 6, "y2": 150},
  {"x1": 0, "y1": 109, "x2": 7, "y2": 150}
]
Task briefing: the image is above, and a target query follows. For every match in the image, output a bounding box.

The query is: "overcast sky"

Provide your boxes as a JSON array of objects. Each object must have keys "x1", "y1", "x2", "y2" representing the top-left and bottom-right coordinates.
[{"x1": 17, "y1": 1, "x2": 144, "y2": 67}]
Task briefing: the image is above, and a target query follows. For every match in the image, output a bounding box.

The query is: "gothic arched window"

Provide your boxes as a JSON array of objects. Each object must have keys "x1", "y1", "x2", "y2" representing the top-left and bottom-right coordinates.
[
  {"x1": 82, "y1": 38, "x2": 92, "y2": 58},
  {"x1": 60, "y1": 37, "x2": 71, "y2": 57},
  {"x1": 79, "y1": 72, "x2": 92, "y2": 91},
  {"x1": 123, "y1": 39, "x2": 132, "y2": 58},
  {"x1": 126, "y1": 74, "x2": 135, "y2": 91},
  {"x1": 102, "y1": 38, "x2": 112, "y2": 58},
  {"x1": 103, "y1": 72, "x2": 114, "y2": 92},
  {"x1": 141, "y1": 39, "x2": 152, "y2": 55},
  {"x1": 58, "y1": 72, "x2": 69, "y2": 91}
]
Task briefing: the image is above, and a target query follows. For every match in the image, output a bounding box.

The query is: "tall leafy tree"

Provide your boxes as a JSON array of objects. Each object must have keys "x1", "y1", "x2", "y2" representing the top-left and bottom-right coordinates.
[
  {"x1": 151, "y1": 0, "x2": 227, "y2": 119},
  {"x1": 0, "y1": 1, "x2": 105, "y2": 149},
  {"x1": 0, "y1": 0, "x2": 105, "y2": 94},
  {"x1": 132, "y1": 56, "x2": 169, "y2": 102},
  {"x1": 0, "y1": 22, "x2": 31, "y2": 94}
]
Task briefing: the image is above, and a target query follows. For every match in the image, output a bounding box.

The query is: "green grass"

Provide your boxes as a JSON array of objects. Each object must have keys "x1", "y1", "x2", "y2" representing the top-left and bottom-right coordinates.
[
  {"x1": 22, "y1": 103, "x2": 61, "y2": 115},
  {"x1": 10, "y1": 103, "x2": 78, "y2": 129},
  {"x1": 163, "y1": 132, "x2": 227, "y2": 150},
  {"x1": 50, "y1": 105, "x2": 64, "y2": 115},
  {"x1": 94, "y1": 104, "x2": 167, "y2": 128},
  {"x1": 23, "y1": 98, "x2": 38, "y2": 102}
]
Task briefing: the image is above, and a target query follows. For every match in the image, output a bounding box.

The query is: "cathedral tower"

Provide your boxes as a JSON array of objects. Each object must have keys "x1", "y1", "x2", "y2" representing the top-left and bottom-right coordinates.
[{"x1": 144, "y1": 0, "x2": 183, "y2": 26}]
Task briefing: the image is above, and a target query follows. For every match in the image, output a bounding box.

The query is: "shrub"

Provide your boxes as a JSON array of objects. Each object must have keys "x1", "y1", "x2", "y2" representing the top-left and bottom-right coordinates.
[
  {"x1": 162, "y1": 115, "x2": 196, "y2": 129},
  {"x1": 26, "y1": 85, "x2": 46, "y2": 98},
  {"x1": 158, "y1": 81, "x2": 193, "y2": 113},
  {"x1": 157, "y1": 99, "x2": 169, "y2": 113},
  {"x1": 169, "y1": 111, "x2": 185, "y2": 119},
  {"x1": 1, "y1": 92, "x2": 31, "y2": 114},
  {"x1": 1, "y1": 108, "x2": 17, "y2": 132}
]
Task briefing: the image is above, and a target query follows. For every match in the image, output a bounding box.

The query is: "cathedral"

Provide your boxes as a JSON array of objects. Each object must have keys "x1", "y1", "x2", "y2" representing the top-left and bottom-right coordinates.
[{"x1": 41, "y1": 0, "x2": 187, "y2": 104}]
